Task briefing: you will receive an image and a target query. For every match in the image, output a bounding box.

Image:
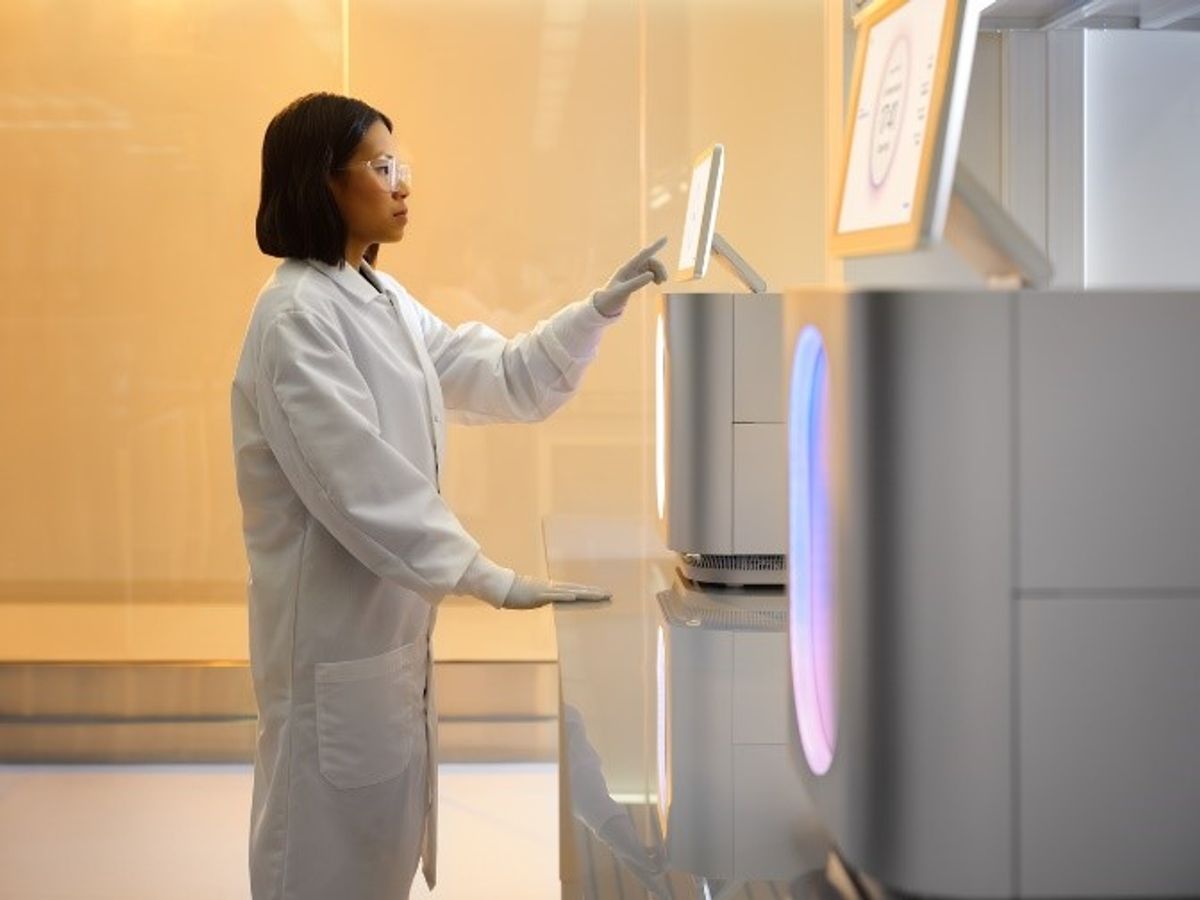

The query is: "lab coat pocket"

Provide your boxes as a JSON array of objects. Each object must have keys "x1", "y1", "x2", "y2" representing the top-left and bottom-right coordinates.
[{"x1": 314, "y1": 642, "x2": 423, "y2": 790}]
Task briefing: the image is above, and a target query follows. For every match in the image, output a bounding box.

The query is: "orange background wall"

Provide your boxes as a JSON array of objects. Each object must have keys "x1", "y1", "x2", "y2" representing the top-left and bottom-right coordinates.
[{"x1": 0, "y1": 0, "x2": 826, "y2": 662}]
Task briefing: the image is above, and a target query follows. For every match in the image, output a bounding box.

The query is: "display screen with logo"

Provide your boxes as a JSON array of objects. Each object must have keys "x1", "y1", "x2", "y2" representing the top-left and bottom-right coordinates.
[{"x1": 831, "y1": 0, "x2": 985, "y2": 257}]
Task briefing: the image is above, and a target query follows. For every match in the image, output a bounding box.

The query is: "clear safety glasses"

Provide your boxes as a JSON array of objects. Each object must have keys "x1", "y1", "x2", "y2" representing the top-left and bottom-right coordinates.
[{"x1": 338, "y1": 156, "x2": 412, "y2": 192}]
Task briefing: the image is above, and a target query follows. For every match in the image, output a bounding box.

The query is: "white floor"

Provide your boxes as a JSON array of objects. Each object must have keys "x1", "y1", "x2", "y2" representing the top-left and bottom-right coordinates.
[{"x1": 0, "y1": 763, "x2": 559, "y2": 900}]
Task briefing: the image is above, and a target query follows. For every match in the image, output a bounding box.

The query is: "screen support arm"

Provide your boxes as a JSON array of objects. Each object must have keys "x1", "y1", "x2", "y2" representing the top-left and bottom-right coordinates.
[
  {"x1": 944, "y1": 165, "x2": 1053, "y2": 289},
  {"x1": 711, "y1": 232, "x2": 768, "y2": 294}
]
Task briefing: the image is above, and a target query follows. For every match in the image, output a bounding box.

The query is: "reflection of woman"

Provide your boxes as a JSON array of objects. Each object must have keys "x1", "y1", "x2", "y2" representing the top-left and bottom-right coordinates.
[
  {"x1": 562, "y1": 704, "x2": 670, "y2": 897},
  {"x1": 232, "y1": 93, "x2": 666, "y2": 900}
]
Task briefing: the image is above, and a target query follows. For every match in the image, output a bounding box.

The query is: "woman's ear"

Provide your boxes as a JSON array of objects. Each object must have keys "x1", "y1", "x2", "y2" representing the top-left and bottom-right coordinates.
[{"x1": 326, "y1": 171, "x2": 349, "y2": 216}]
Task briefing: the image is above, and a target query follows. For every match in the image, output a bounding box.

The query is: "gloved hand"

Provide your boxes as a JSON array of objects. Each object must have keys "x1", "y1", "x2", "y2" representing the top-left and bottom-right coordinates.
[
  {"x1": 502, "y1": 574, "x2": 611, "y2": 610},
  {"x1": 592, "y1": 236, "x2": 670, "y2": 318},
  {"x1": 596, "y1": 813, "x2": 668, "y2": 896}
]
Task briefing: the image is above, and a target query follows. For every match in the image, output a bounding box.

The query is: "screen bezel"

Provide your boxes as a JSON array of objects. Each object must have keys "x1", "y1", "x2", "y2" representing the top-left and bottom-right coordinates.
[
  {"x1": 829, "y1": 0, "x2": 976, "y2": 258},
  {"x1": 676, "y1": 143, "x2": 725, "y2": 281}
]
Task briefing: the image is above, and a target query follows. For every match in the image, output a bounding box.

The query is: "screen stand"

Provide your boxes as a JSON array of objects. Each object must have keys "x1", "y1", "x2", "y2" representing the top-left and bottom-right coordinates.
[
  {"x1": 944, "y1": 165, "x2": 1053, "y2": 289},
  {"x1": 711, "y1": 232, "x2": 768, "y2": 294}
]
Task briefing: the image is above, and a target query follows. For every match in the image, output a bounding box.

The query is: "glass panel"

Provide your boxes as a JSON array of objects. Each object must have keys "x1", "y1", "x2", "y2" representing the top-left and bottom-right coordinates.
[
  {"x1": 645, "y1": 0, "x2": 827, "y2": 290},
  {"x1": 352, "y1": 0, "x2": 644, "y2": 661},
  {"x1": 0, "y1": 0, "x2": 826, "y2": 666},
  {"x1": 0, "y1": 0, "x2": 345, "y2": 660}
]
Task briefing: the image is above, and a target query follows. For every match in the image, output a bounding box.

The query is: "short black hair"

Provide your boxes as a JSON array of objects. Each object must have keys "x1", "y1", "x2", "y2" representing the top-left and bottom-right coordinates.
[{"x1": 256, "y1": 93, "x2": 393, "y2": 266}]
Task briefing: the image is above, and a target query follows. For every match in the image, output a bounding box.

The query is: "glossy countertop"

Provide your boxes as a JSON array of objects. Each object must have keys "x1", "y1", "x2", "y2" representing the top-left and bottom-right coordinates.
[{"x1": 545, "y1": 515, "x2": 848, "y2": 900}]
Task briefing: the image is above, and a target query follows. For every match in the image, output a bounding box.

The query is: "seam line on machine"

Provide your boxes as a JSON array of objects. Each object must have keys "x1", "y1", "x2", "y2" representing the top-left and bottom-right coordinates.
[
  {"x1": 1010, "y1": 294, "x2": 1021, "y2": 894},
  {"x1": 1042, "y1": 37, "x2": 1050, "y2": 277},
  {"x1": 731, "y1": 297, "x2": 737, "y2": 546},
  {"x1": 1020, "y1": 588, "x2": 1200, "y2": 600}
]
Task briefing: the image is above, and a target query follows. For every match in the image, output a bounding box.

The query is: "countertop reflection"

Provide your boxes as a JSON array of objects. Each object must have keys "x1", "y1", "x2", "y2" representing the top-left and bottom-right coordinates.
[{"x1": 544, "y1": 515, "x2": 840, "y2": 900}]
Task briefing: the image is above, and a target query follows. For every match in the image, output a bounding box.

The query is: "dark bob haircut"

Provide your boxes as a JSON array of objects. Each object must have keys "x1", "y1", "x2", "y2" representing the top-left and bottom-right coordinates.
[{"x1": 256, "y1": 93, "x2": 392, "y2": 266}]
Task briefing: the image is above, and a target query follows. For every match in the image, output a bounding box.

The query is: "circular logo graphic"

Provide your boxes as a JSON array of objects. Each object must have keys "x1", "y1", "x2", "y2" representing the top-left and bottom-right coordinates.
[{"x1": 869, "y1": 35, "x2": 911, "y2": 190}]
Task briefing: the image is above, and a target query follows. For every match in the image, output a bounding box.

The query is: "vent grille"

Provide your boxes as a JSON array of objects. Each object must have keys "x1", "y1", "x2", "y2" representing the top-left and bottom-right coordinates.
[
  {"x1": 680, "y1": 553, "x2": 785, "y2": 571},
  {"x1": 677, "y1": 553, "x2": 786, "y2": 586}
]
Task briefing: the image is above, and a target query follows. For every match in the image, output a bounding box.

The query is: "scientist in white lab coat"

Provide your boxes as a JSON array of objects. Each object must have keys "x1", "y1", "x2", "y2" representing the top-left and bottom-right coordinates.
[{"x1": 231, "y1": 92, "x2": 668, "y2": 900}]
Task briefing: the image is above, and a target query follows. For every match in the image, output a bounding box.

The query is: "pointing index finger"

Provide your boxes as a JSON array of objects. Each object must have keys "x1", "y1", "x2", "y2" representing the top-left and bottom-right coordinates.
[{"x1": 634, "y1": 235, "x2": 669, "y2": 263}]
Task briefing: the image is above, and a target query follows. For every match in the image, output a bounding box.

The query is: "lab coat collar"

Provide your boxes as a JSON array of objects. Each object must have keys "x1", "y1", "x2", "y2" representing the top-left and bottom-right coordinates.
[{"x1": 304, "y1": 258, "x2": 386, "y2": 306}]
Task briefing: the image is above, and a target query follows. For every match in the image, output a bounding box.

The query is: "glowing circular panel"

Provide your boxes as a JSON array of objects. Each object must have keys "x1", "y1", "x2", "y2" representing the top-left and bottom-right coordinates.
[{"x1": 788, "y1": 327, "x2": 837, "y2": 776}]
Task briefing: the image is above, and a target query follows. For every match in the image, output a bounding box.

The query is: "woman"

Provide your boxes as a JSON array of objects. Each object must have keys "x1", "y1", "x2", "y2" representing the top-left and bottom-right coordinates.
[{"x1": 232, "y1": 92, "x2": 667, "y2": 900}]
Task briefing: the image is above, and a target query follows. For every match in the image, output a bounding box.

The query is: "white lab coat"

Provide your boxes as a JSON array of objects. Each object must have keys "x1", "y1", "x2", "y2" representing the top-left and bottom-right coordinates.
[{"x1": 231, "y1": 257, "x2": 613, "y2": 899}]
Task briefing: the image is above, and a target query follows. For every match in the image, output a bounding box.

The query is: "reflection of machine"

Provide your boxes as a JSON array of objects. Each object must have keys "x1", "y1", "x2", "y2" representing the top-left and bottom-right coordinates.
[
  {"x1": 785, "y1": 287, "x2": 1200, "y2": 898},
  {"x1": 654, "y1": 576, "x2": 826, "y2": 883},
  {"x1": 658, "y1": 145, "x2": 784, "y2": 586}
]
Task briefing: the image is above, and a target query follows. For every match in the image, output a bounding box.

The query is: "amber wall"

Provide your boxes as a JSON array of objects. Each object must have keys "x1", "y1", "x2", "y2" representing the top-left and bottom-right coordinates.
[{"x1": 0, "y1": 0, "x2": 825, "y2": 662}]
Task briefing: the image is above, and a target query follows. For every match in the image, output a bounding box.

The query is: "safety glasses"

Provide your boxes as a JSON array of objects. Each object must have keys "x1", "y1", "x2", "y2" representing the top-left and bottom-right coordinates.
[{"x1": 338, "y1": 155, "x2": 412, "y2": 192}]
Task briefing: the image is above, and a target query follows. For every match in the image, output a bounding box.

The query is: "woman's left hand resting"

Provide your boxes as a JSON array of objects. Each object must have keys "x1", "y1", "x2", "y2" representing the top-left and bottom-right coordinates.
[
  {"x1": 503, "y1": 575, "x2": 612, "y2": 610},
  {"x1": 592, "y1": 236, "x2": 670, "y2": 318}
]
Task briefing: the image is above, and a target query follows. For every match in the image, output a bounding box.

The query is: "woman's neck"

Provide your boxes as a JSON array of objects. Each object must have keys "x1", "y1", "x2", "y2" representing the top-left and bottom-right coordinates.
[{"x1": 343, "y1": 239, "x2": 368, "y2": 270}]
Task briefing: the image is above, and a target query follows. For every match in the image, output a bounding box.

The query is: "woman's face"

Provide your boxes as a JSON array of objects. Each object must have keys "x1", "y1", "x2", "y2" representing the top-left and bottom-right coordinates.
[{"x1": 328, "y1": 119, "x2": 409, "y2": 251}]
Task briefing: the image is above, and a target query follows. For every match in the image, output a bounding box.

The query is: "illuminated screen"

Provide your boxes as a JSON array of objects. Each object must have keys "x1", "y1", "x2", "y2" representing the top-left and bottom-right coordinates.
[
  {"x1": 676, "y1": 146, "x2": 723, "y2": 276},
  {"x1": 838, "y1": 0, "x2": 948, "y2": 235},
  {"x1": 788, "y1": 327, "x2": 837, "y2": 776}
]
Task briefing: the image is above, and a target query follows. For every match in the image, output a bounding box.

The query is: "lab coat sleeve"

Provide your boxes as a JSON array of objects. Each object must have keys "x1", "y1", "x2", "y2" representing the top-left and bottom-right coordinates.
[
  {"x1": 256, "y1": 308, "x2": 507, "y2": 601},
  {"x1": 414, "y1": 294, "x2": 616, "y2": 425}
]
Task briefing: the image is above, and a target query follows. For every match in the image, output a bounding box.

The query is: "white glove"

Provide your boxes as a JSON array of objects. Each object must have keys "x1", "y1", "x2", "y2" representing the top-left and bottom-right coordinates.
[
  {"x1": 503, "y1": 575, "x2": 611, "y2": 610},
  {"x1": 592, "y1": 236, "x2": 670, "y2": 318},
  {"x1": 596, "y1": 815, "x2": 669, "y2": 897}
]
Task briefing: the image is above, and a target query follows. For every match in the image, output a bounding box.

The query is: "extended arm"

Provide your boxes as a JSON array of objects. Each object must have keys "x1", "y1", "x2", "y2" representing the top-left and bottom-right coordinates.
[{"x1": 411, "y1": 237, "x2": 668, "y2": 424}]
